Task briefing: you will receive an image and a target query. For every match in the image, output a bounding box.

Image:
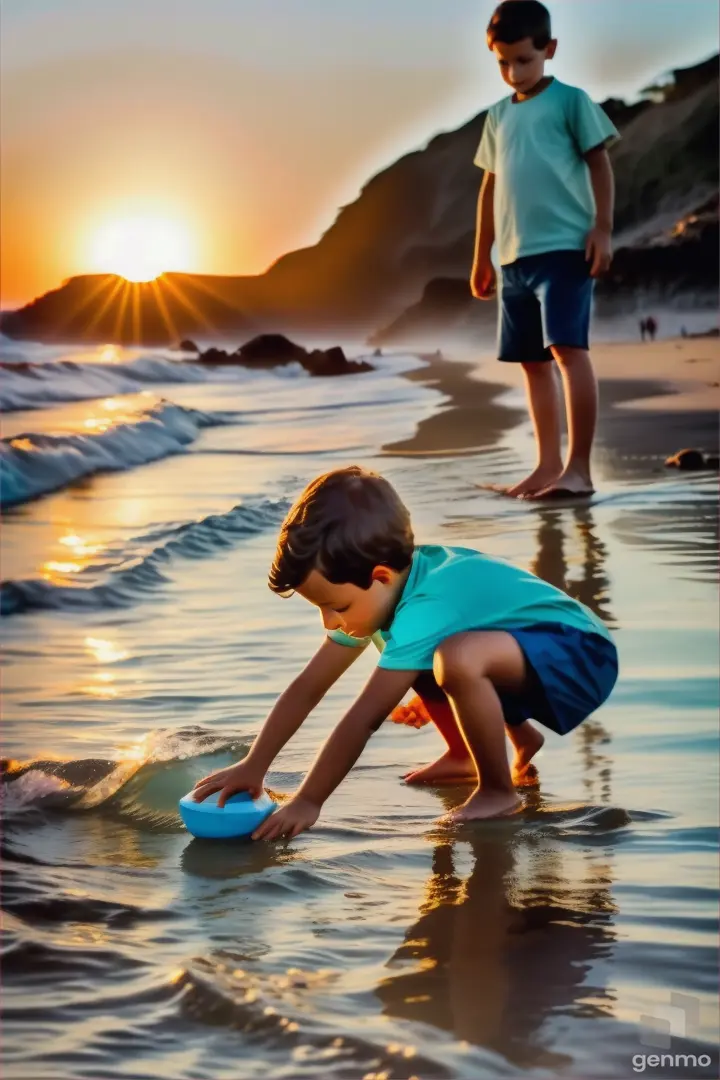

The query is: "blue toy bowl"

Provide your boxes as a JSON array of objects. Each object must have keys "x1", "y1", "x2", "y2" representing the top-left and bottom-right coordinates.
[{"x1": 178, "y1": 789, "x2": 276, "y2": 839}]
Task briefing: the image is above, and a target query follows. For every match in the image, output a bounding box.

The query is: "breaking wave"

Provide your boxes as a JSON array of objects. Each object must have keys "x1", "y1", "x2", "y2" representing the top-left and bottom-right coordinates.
[
  {"x1": 1, "y1": 727, "x2": 252, "y2": 830},
  {"x1": 0, "y1": 348, "x2": 305, "y2": 412},
  {"x1": 0, "y1": 496, "x2": 288, "y2": 615},
  {"x1": 1, "y1": 400, "x2": 238, "y2": 507}
]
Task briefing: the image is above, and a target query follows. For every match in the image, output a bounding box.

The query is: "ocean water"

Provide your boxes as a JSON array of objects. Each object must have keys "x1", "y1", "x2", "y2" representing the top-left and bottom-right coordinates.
[{"x1": 1, "y1": 336, "x2": 718, "y2": 1080}]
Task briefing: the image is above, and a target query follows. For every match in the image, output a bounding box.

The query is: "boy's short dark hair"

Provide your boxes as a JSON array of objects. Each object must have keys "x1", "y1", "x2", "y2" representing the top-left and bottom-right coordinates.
[
  {"x1": 269, "y1": 466, "x2": 414, "y2": 595},
  {"x1": 487, "y1": 1, "x2": 552, "y2": 49}
]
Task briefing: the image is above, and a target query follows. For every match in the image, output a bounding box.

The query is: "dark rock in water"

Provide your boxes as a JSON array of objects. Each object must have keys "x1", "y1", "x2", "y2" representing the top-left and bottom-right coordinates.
[
  {"x1": 194, "y1": 335, "x2": 373, "y2": 377},
  {"x1": 177, "y1": 339, "x2": 199, "y2": 353},
  {"x1": 373, "y1": 347, "x2": 383, "y2": 357},
  {"x1": 665, "y1": 448, "x2": 718, "y2": 470},
  {"x1": 704, "y1": 454, "x2": 720, "y2": 470},
  {"x1": 303, "y1": 346, "x2": 373, "y2": 377},
  {"x1": 199, "y1": 347, "x2": 233, "y2": 366},
  {"x1": 236, "y1": 334, "x2": 307, "y2": 364}
]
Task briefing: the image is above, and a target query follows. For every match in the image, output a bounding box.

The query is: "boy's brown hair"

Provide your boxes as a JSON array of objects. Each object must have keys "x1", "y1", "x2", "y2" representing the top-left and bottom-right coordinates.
[
  {"x1": 487, "y1": 1, "x2": 552, "y2": 49},
  {"x1": 269, "y1": 466, "x2": 414, "y2": 595}
]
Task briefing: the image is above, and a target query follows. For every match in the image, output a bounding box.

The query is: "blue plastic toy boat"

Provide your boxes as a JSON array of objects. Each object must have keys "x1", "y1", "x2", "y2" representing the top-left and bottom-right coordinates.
[{"x1": 178, "y1": 789, "x2": 276, "y2": 839}]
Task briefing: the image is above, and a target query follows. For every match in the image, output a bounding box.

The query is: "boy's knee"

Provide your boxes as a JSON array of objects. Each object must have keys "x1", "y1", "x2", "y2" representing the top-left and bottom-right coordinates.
[
  {"x1": 521, "y1": 360, "x2": 553, "y2": 377},
  {"x1": 433, "y1": 634, "x2": 481, "y2": 691},
  {"x1": 551, "y1": 345, "x2": 589, "y2": 366}
]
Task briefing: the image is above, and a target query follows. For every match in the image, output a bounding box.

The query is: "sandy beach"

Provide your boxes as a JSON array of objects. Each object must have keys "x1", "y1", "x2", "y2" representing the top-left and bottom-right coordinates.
[{"x1": 386, "y1": 336, "x2": 720, "y2": 464}]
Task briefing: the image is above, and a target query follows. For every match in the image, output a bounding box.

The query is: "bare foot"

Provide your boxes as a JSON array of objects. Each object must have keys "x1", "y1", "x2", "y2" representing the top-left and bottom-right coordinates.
[
  {"x1": 510, "y1": 724, "x2": 545, "y2": 787},
  {"x1": 441, "y1": 787, "x2": 522, "y2": 823},
  {"x1": 503, "y1": 465, "x2": 563, "y2": 499},
  {"x1": 403, "y1": 749, "x2": 476, "y2": 785},
  {"x1": 526, "y1": 468, "x2": 594, "y2": 501}
]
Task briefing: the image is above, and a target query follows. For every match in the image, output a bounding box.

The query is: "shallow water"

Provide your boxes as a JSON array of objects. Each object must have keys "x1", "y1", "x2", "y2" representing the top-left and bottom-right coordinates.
[{"x1": 2, "y1": 338, "x2": 718, "y2": 1079}]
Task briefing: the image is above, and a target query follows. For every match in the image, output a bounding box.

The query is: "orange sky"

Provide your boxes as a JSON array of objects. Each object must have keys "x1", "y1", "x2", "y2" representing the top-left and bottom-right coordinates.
[
  {"x1": 2, "y1": 0, "x2": 717, "y2": 308},
  {"x1": 2, "y1": 49, "x2": 474, "y2": 305}
]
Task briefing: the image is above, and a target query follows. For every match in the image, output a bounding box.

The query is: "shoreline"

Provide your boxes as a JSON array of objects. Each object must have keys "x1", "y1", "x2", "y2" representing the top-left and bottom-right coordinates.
[
  {"x1": 382, "y1": 355, "x2": 524, "y2": 457},
  {"x1": 388, "y1": 337, "x2": 719, "y2": 463}
]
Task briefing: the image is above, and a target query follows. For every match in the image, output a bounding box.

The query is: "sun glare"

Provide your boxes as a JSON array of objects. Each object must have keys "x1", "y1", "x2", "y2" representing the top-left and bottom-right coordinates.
[{"x1": 89, "y1": 215, "x2": 194, "y2": 282}]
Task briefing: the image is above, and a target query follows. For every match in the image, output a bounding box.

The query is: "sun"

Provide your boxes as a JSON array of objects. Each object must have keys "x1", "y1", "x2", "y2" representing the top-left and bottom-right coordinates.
[{"x1": 89, "y1": 215, "x2": 195, "y2": 282}]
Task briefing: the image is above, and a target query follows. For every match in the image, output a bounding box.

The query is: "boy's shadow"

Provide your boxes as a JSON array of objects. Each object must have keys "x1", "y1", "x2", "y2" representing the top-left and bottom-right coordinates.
[{"x1": 375, "y1": 825, "x2": 617, "y2": 1071}]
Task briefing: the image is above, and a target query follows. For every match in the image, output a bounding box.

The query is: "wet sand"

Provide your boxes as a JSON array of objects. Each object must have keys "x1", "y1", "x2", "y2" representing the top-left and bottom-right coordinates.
[
  {"x1": 387, "y1": 337, "x2": 720, "y2": 461},
  {"x1": 383, "y1": 354, "x2": 524, "y2": 456}
]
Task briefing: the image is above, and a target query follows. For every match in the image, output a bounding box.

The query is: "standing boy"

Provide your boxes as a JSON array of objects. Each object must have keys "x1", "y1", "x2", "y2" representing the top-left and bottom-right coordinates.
[{"x1": 472, "y1": 0, "x2": 619, "y2": 499}]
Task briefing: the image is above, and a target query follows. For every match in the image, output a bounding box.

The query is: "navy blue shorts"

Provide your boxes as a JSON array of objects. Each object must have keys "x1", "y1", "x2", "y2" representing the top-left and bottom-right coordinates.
[
  {"x1": 498, "y1": 249, "x2": 594, "y2": 363},
  {"x1": 414, "y1": 623, "x2": 618, "y2": 736}
]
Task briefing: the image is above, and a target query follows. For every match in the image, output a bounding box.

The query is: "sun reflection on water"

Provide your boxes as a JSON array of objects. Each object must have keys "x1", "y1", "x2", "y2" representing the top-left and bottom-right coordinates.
[
  {"x1": 85, "y1": 637, "x2": 129, "y2": 665},
  {"x1": 58, "y1": 533, "x2": 100, "y2": 557},
  {"x1": 40, "y1": 532, "x2": 103, "y2": 582},
  {"x1": 81, "y1": 671, "x2": 119, "y2": 699},
  {"x1": 43, "y1": 560, "x2": 83, "y2": 576}
]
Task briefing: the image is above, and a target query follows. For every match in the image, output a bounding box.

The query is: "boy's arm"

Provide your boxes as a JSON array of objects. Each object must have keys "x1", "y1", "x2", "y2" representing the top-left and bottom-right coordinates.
[
  {"x1": 584, "y1": 146, "x2": 615, "y2": 277},
  {"x1": 252, "y1": 665, "x2": 418, "y2": 840},
  {"x1": 475, "y1": 171, "x2": 496, "y2": 261},
  {"x1": 470, "y1": 172, "x2": 496, "y2": 299},
  {"x1": 192, "y1": 638, "x2": 365, "y2": 805}
]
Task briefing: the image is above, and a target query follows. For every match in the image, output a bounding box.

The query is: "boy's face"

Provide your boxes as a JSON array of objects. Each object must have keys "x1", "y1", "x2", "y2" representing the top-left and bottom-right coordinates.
[
  {"x1": 297, "y1": 566, "x2": 405, "y2": 641},
  {"x1": 492, "y1": 37, "x2": 556, "y2": 95}
]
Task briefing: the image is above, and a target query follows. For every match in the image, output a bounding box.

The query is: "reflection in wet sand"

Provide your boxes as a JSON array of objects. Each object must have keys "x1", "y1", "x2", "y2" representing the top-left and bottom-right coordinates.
[
  {"x1": 377, "y1": 826, "x2": 617, "y2": 1072},
  {"x1": 530, "y1": 506, "x2": 615, "y2": 803},
  {"x1": 530, "y1": 506, "x2": 616, "y2": 628}
]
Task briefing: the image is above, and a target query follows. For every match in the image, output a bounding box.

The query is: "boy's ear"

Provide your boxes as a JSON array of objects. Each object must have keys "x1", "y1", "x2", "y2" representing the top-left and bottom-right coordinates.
[
  {"x1": 371, "y1": 565, "x2": 393, "y2": 585},
  {"x1": 546, "y1": 38, "x2": 558, "y2": 59}
]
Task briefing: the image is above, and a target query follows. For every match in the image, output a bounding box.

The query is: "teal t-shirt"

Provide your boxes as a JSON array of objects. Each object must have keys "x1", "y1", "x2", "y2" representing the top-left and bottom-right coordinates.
[
  {"x1": 474, "y1": 79, "x2": 620, "y2": 266},
  {"x1": 328, "y1": 544, "x2": 612, "y2": 670}
]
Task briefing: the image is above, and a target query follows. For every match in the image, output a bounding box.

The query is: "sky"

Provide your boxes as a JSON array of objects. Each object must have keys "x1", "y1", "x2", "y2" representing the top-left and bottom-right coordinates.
[{"x1": 1, "y1": 0, "x2": 718, "y2": 306}]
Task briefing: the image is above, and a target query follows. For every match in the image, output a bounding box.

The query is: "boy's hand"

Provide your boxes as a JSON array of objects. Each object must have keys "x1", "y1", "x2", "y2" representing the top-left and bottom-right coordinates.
[
  {"x1": 586, "y1": 226, "x2": 613, "y2": 277},
  {"x1": 251, "y1": 795, "x2": 320, "y2": 841},
  {"x1": 192, "y1": 759, "x2": 266, "y2": 808},
  {"x1": 470, "y1": 258, "x2": 497, "y2": 300}
]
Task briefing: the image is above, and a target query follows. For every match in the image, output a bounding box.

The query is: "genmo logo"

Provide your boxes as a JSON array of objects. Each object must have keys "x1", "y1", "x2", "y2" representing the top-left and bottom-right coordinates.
[
  {"x1": 632, "y1": 993, "x2": 715, "y2": 1074},
  {"x1": 632, "y1": 1052, "x2": 713, "y2": 1074}
]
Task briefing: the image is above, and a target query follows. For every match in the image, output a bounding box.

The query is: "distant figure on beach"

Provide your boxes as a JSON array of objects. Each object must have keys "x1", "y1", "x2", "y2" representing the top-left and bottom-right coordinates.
[
  {"x1": 470, "y1": 1, "x2": 619, "y2": 499},
  {"x1": 645, "y1": 315, "x2": 658, "y2": 341},
  {"x1": 639, "y1": 318, "x2": 647, "y2": 342},
  {"x1": 192, "y1": 467, "x2": 618, "y2": 834}
]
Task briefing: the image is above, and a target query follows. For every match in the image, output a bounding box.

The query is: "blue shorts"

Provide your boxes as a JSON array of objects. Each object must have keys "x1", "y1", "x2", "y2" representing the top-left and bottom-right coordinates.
[
  {"x1": 414, "y1": 623, "x2": 618, "y2": 736},
  {"x1": 500, "y1": 623, "x2": 618, "y2": 735},
  {"x1": 498, "y1": 249, "x2": 594, "y2": 363}
]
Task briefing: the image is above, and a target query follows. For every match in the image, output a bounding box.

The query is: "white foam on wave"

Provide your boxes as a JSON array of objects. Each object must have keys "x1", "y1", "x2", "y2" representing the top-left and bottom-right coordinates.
[
  {"x1": 1, "y1": 400, "x2": 235, "y2": 507},
  {"x1": 0, "y1": 349, "x2": 306, "y2": 412},
  {"x1": 2, "y1": 727, "x2": 248, "y2": 825}
]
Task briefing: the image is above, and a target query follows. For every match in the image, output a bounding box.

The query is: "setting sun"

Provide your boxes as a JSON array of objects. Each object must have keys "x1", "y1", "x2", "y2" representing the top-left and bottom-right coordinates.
[{"x1": 89, "y1": 215, "x2": 195, "y2": 281}]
